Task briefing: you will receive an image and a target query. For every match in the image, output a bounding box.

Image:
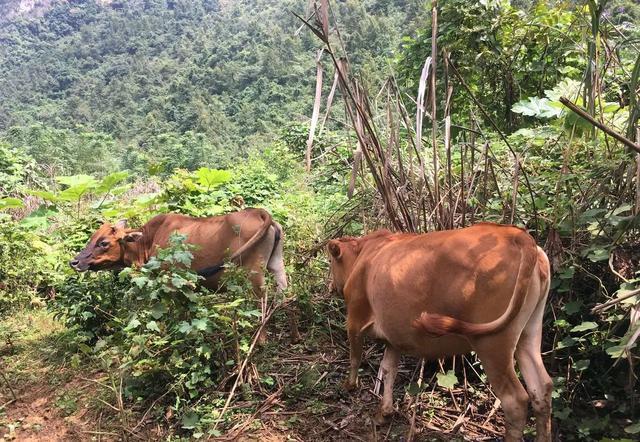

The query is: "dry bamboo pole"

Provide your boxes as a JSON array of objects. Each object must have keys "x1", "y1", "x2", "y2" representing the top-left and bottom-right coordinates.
[
  {"x1": 446, "y1": 53, "x2": 539, "y2": 231},
  {"x1": 305, "y1": 49, "x2": 324, "y2": 172},
  {"x1": 430, "y1": 0, "x2": 441, "y2": 229},
  {"x1": 318, "y1": 69, "x2": 339, "y2": 136},
  {"x1": 636, "y1": 127, "x2": 640, "y2": 215},
  {"x1": 510, "y1": 154, "x2": 520, "y2": 224},
  {"x1": 444, "y1": 49, "x2": 453, "y2": 229}
]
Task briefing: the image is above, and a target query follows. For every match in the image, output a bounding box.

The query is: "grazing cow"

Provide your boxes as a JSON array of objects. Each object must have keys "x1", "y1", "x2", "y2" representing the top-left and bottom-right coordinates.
[
  {"x1": 70, "y1": 208, "x2": 300, "y2": 341},
  {"x1": 327, "y1": 223, "x2": 552, "y2": 441}
]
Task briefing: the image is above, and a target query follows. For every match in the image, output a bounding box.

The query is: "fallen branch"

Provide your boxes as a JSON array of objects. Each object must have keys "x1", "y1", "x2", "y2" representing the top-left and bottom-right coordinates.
[
  {"x1": 559, "y1": 96, "x2": 640, "y2": 153},
  {"x1": 0, "y1": 367, "x2": 17, "y2": 403},
  {"x1": 592, "y1": 287, "x2": 640, "y2": 313}
]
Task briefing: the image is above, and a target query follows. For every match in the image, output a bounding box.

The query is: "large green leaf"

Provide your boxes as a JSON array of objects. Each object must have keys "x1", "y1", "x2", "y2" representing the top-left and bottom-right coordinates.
[
  {"x1": 0, "y1": 197, "x2": 24, "y2": 210},
  {"x1": 195, "y1": 168, "x2": 232, "y2": 189},
  {"x1": 27, "y1": 190, "x2": 60, "y2": 202},
  {"x1": 55, "y1": 175, "x2": 99, "y2": 202},
  {"x1": 512, "y1": 97, "x2": 563, "y2": 119},
  {"x1": 96, "y1": 171, "x2": 130, "y2": 195},
  {"x1": 58, "y1": 184, "x2": 95, "y2": 202},
  {"x1": 56, "y1": 175, "x2": 98, "y2": 188}
]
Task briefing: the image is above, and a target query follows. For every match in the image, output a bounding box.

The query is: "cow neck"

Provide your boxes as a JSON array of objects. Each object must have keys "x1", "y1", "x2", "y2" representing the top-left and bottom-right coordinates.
[
  {"x1": 346, "y1": 234, "x2": 393, "y2": 283},
  {"x1": 122, "y1": 224, "x2": 152, "y2": 267}
]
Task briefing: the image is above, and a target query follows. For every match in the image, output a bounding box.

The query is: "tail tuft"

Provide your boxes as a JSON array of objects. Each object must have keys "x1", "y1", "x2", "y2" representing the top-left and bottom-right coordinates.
[{"x1": 413, "y1": 312, "x2": 489, "y2": 336}]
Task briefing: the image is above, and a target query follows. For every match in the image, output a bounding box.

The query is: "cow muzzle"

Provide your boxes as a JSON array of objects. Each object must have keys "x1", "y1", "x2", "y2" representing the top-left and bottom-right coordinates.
[
  {"x1": 69, "y1": 259, "x2": 89, "y2": 272},
  {"x1": 69, "y1": 257, "x2": 90, "y2": 272}
]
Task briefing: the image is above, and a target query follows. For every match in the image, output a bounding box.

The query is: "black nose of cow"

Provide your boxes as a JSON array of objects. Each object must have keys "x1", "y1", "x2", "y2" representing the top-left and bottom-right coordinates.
[{"x1": 69, "y1": 259, "x2": 80, "y2": 269}]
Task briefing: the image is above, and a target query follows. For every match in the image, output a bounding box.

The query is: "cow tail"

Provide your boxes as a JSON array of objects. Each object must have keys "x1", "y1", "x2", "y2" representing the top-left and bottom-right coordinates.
[
  {"x1": 227, "y1": 208, "x2": 273, "y2": 262},
  {"x1": 413, "y1": 233, "x2": 538, "y2": 337}
]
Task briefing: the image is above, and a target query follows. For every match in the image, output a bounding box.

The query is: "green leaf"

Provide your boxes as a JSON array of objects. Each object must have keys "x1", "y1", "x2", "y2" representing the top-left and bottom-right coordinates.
[
  {"x1": 58, "y1": 184, "x2": 95, "y2": 202},
  {"x1": 587, "y1": 248, "x2": 609, "y2": 262},
  {"x1": 573, "y1": 359, "x2": 590, "y2": 371},
  {"x1": 56, "y1": 175, "x2": 98, "y2": 187},
  {"x1": 96, "y1": 171, "x2": 130, "y2": 195},
  {"x1": 436, "y1": 370, "x2": 458, "y2": 389},
  {"x1": 512, "y1": 97, "x2": 563, "y2": 119},
  {"x1": 571, "y1": 322, "x2": 598, "y2": 333},
  {"x1": 146, "y1": 321, "x2": 161, "y2": 332},
  {"x1": 195, "y1": 168, "x2": 232, "y2": 189},
  {"x1": 178, "y1": 321, "x2": 193, "y2": 334},
  {"x1": 606, "y1": 344, "x2": 633, "y2": 359},
  {"x1": 192, "y1": 318, "x2": 208, "y2": 331},
  {"x1": 125, "y1": 318, "x2": 141, "y2": 330},
  {"x1": 563, "y1": 300, "x2": 583, "y2": 315},
  {"x1": 151, "y1": 303, "x2": 168, "y2": 319},
  {"x1": 556, "y1": 337, "x2": 577, "y2": 349},
  {"x1": 132, "y1": 277, "x2": 147, "y2": 288},
  {"x1": 0, "y1": 198, "x2": 24, "y2": 210},
  {"x1": 27, "y1": 190, "x2": 60, "y2": 202},
  {"x1": 196, "y1": 344, "x2": 212, "y2": 359},
  {"x1": 172, "y1": 276, "x2": 186, "y2": 288},
  {"x1": 181, "y1": 411, "x2": 200, "y2": 429}
]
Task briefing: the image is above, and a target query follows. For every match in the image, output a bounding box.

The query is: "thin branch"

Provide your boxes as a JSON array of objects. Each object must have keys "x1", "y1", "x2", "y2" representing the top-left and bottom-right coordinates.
[{"x1": 559, "y1": 96, "x2": 640, "y2": 153}]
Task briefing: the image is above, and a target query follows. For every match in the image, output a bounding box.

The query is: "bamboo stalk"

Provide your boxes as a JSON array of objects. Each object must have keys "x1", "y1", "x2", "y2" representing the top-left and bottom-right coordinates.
[
  {"x1": 430, "y1": 1, "x2": 441, "y2": 229},
  {"x1": 306, "y1": 49, "x2": 325, "y2": 172}
]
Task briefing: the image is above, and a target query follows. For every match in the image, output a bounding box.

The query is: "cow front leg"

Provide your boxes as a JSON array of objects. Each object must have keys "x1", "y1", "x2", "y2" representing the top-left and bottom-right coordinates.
[
  {"x1": 374, "y1": 345, "x2": 400, "y2": 425},
  {"x1": 343, "y1": 324, "x2": 364, "y2": 391}
]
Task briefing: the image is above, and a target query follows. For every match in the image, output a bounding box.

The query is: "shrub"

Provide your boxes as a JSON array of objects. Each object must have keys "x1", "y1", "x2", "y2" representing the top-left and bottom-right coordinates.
[{"x1": 0, "y1": 216, "x2": 59, "y2": 313}]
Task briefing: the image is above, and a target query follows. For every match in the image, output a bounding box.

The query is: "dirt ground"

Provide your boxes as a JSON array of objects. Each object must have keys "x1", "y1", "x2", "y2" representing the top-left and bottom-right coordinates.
[{"x1": 0, "y1": 308, "x2": 513, "y2": 441}]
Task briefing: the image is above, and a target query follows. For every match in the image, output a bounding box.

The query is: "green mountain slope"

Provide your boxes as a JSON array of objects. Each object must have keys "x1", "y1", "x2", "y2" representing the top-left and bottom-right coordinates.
[{"x1": 0, "y1": 0, "x2": 417, "y2": 173}]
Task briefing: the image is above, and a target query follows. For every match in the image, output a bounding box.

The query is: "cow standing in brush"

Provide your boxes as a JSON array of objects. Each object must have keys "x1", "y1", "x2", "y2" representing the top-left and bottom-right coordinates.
[
  {"x1": 70, "y1": 208, "x2": 300, "y2": 342},
  {"x1": 327, "y1": 223, "x2": 552, "y2": 442}
]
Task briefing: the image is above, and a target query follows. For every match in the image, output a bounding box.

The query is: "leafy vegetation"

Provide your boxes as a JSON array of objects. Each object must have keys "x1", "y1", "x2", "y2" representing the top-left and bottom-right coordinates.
[{"x1": 1, "y1": 0, "x2": 639, "y2": 440}]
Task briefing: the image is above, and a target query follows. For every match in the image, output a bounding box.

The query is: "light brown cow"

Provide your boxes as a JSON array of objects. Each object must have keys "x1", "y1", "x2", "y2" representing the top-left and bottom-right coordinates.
[
  {"x1": 71, "y1": 208, "x2": 300, "y2": 341},
  {"x1": 327, "y1": 223, "x2": 552, "y2": 441}
]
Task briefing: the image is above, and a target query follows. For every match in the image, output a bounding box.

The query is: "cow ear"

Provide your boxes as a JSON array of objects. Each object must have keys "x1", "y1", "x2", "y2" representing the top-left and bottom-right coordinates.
[
  {"x1": 115, "y1": 219, "x2": 128, "y2": 229},
  {"x1": 327, "y1": 240, "x2": 342, "y2": 259},
  {"x1": 123, "y1": 230, "x2": 143, "y2": 243}
]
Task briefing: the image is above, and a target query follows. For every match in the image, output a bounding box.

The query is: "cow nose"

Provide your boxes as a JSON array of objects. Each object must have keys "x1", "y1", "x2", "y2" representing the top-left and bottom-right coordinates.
[{"x1": 69, "y1": 259, "x2": 79, "y2": 269}]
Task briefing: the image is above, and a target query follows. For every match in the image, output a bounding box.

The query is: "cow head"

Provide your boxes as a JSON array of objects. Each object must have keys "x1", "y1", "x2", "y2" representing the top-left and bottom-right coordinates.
[
  {"x1": 326, "y1": 238, "x2": 360, "y2": 296},
  {"x1": 69, "y1": 220, "x2": 143, "y2": 271}
]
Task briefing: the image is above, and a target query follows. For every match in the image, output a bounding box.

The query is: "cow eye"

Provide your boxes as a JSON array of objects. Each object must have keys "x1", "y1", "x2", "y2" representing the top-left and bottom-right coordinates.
[{"x1": 98, "y1": 240, "x2": 110, "y2": 248}]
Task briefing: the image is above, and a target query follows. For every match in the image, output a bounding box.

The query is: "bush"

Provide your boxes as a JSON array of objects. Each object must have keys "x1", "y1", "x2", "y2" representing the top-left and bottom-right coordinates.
[
  {"x1": 0, "y1": 216, "x2": 59, "y2": 313},
  {"x1": 56, "y1": 234, "x2": 261, "y2": 407},
  {"x1": 53, "y1": 272, "x2": 128, "y2": 343}
]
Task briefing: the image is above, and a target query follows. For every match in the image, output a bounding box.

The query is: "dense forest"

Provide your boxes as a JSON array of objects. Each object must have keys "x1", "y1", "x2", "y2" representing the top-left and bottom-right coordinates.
[{"x1": 1, "y1": 0, "x2": 639, "y2": 440}]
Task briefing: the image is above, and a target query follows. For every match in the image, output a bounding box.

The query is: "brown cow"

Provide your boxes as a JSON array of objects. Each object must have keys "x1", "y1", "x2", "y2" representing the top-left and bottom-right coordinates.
[
  {"x1": 327, "y1": 223, "x2": 552, "y2": 442},
  {"x1": 71, "y1": 208, "x2": 299, "y2": 341}
]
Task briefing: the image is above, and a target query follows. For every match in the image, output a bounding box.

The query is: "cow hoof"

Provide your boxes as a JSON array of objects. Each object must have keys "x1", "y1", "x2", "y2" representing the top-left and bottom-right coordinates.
[
  {"x1": 373, "y1": 407, "x2": 393, "y2": 426},
  {"x1": 341, "y1": 379, "x2": 358, "y2": 392}
]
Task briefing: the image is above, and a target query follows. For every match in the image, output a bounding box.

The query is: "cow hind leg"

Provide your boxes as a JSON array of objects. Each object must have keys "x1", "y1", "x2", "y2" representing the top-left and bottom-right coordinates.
[
  {"x1": 374, "y1": 345, "x2": 400, "y2": 425},
  {"x1": 267, "y1": 224, "x2": 301, "y2": 342},
  {"x1": 475, "y1": 339, "x2": 529, "y2": 442},
  {"x1": 516, "y1": 290, "x2": 552, "y2": 441},
  {"x1": 248, "y1": 269, "x2": 269, "y2": 344}
]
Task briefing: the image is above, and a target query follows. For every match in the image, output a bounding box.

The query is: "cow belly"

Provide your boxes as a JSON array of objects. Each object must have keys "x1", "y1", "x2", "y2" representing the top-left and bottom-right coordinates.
[{"x1": 377, "y1": 324, "x2": 471, "y2": 358}]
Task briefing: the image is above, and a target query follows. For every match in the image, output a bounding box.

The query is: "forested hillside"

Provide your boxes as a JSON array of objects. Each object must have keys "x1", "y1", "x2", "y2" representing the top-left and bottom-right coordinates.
[
  {"x1": 1, "y1": 0, "x2": 640, "y2": 440},
  {"x1": 0, "y1": 0, "x2": 418, "y2": 174}
]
